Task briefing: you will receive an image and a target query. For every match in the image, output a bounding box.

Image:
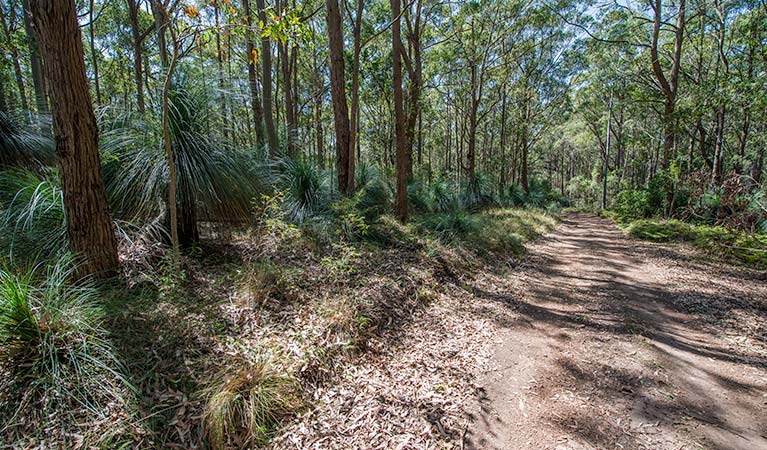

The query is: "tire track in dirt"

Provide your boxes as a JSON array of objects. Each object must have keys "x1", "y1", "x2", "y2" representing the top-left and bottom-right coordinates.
[{"x1": 465, "y1": 212, "x2": 767, "y2": 450}]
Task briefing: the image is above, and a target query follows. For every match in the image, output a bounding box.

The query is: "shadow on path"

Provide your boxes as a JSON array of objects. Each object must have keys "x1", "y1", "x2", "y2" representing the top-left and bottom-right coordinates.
[{"x1": 465, "y1": 213, "x2": 767, "y2": 450}]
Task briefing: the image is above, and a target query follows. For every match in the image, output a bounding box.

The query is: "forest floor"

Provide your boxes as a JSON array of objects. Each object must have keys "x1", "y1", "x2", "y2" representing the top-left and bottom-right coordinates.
[
  {"x1": 464, "y1": 212, "x2": 767, "y2": 450},
  {"x1": 22, "y1": 210, "x2": 764, "y2": 449}
]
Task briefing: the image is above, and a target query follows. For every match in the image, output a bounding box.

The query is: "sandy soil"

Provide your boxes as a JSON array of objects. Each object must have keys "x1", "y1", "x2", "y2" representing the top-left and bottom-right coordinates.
[{"x1": 465, "y1": 212, "x2": 767, "y2": 450}]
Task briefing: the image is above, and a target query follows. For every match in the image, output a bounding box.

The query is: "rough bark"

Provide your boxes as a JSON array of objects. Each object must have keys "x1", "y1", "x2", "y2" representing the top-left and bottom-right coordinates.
[
  {"x1": 391, "y1": 0, "x2": 407, "y2": 222},
  {"x1": 87, "y1": 0, "x2": 100, "y2": 105},
  {"x1": 28, "y1": 0, "x2": 119, "y2": 277},
  {"x1": 325, "y1": 0, "x2": 352, "y2": 194}
]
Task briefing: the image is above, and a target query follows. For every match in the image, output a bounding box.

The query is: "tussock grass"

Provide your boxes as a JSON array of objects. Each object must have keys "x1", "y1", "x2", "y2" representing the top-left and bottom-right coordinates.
[
  {"x1": 417, "y1": 208, "x2": 557, "y2": 255},
  {"x1": 238, "y1": 259, "x2": 299, "y2": 308},
  {"x1": 0, "y1": 256, "x2": 139, "y2": 447},
  {"x1": 203, "y1": 356, "x2": 304, "y2": 449}
]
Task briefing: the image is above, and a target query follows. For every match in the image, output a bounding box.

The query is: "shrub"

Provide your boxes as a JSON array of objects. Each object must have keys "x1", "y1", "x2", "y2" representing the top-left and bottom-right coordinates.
[
  {"x1": 506, "y1": 183, "x2": 527, "y2": 207},
  {"x1": 407, "y1": 179, "x2": 431, "y2": 212},
  {"x1": 624, "y1": 219, "x2": 767, "y2": 268},
  {"x1": 353, "y1": 164, "x2": 391, "y2": 220},
  {"x1": 647, "y1": 172, "x2": 670, "y2": 213},
  {"x1": 626, "y1": 219, "x2": 693, "y2": 242},
  {"x1": 468, "y1": 209, "x2": 557, "y2": 254},
  {"x1": 566, "y1": 175, "x2": 600, "y2": 208},
  {"x1": 239, "y1": 259, "x2": 296, "y2": 307},
  {"x1": 420, "y1": 210, "x2": 477, "y2": 239},
  {"x1": 102, "y1": 83, "x2": 265, "y2": 244},
  {"x1": 614, "y1": 189, "x2": 652, "y2": 222},
  {"x1": 0, "y1": 111, "x2": 54, "y2": 171},
  {"x1": 204, "y1": 356, "x2": 303, "y2": 449}
]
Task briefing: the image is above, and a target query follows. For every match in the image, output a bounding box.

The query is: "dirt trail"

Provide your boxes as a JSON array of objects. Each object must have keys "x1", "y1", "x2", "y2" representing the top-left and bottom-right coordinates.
[{"x1": 466, "y1": 213, "x2": 767, "y2": 450}]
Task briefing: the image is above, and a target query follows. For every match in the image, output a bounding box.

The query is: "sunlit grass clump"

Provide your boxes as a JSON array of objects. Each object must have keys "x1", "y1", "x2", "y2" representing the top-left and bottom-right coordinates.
[
  {"x1": 204, "y1": 356, "x2": 304, "y2": 449},
  {"x1": 417, "y1": 207, "x2": 557, "y2": 255}
]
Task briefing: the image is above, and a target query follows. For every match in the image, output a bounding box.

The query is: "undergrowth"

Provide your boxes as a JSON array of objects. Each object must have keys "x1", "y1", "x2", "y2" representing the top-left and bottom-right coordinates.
[
  {"x1": 1, "y1": 153, "x2": 560, "y2": 448},
  {"x1": 622, "y1": 219, "x2": 767, "y2": 268},
  {"x1": 0, "y1": 256, "x2": 140, "y2": 447},
  {"x1": 204, "y1": 352, "x2": 304, "y2": 450}
]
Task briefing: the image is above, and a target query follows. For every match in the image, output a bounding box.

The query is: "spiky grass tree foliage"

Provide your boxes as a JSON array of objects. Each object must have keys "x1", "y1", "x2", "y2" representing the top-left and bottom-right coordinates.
[
  {"x1": 525, "y1": 179, "x2": 549, "y2": 208},
  {"x1": 420, "y1": 209, "x2": 477, "y2": 239},
  {"x1": 407, "y1": 179, "x2": 432, "y2": 212},
  {"x1": 204, "y1": 357, "x2": 303, "y2": 449},
  {"x1": 0, "y1": 111, "x2": 54, "y2": 171},
  {"x1": 353, "y1": 162, "x2": 391, "y2": 220},
  {"x1": 429, "y1": 178, "x2": 459, "y2": 213},
  {"x1": 462, "y1": 172, "x2": 495, "y2": 211},
  {"x1": 274, "y1": 157, "x2": 327, "y2": 222},
  {"x1": 101, "y1": 83, "x2": 265, "y2": 247},
  {"x1": 0, "y1": 256, "x2": 136, "y2": 446},
  {"x1": 0, "y1": 169, "x2": 67, "y2": 261},
  {"x1": 507, "y1": 183, "x2": 527, "y2": 207}
]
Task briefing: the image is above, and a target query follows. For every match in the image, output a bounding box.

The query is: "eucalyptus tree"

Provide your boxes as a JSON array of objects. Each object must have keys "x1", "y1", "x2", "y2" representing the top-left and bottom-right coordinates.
[
  {"x1": 392, "y1": 0, "x2": 407, "y2": 222},
  {"x1": 27, "y1": 0, "x2": 119, "y2": 277},
  {"x1": 324, "y1": 0, "x2": 353, "y2": 194}
]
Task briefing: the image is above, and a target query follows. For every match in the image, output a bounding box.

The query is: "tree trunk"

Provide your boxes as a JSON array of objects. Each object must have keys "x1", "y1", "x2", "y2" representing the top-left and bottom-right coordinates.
[
  {"x1": 466, "y1": 65, "x2": 479, "y2": 182},
  {"x1": 279, "y1": 41, "x2": 297, "y2": 158},
  {"x1": 243, "y1": 0, "x2": 265, "y2": 149},
  {"x1": 214, "y1": 6, "x2": 230, "y2": 143},
  {"x1": 312, "y1": 37, "x2": 324, "y2": 168},
  {"x1": 650, "y1": 0, "x2": 685, "y2": 170},
  {"x1": 0, "y1": 6, "x2": 29, "y2": 110},
  {"x1": 23, "y1": 0, "x2": 48, "y2": 114},
  {"x1": 348, "y1": 0, "x2": 364, "y2": 192},
  {"x1": 403, "y1": 0, "x2": 422, "y2": 179},
  {"x1": 499, "y1": 86, "x2": 507, "y2": 189},
  {"x1": 520, "y1": 123, "x2": 529, "y2": 193},
  {"x1": 255, "y1": 0, "x2": 278, "y2": 156},
  {"x1": 712, "y1": 104, "x2": 725, "y2": 186},
  {"x1": 417, "y1": 109, "x2": 423, "y2": 165},
  {"x1": 29, "y1": 0, "x2": 119, "y2": 277},
  {"x1": 87, "y1": 0, "x2": 100, "y2": 105},
  {"x1": 391, "y1": 0, "x2": 407, "y2": 222},
  {"x1": 127, "y1": 0, "x2": 146, "y2": 112},
  {"x1": 325, "y1": 0, "x2": 352, "y2": 194},
  {"x1": 661, "y1": 100, "x2": 674, "y2": 170},
  {"x1": 160, "y1": 3, "x2": 181, "y2": 258},
  {"x1": 0, "y1": 69, "x2": 6, "y2": 111},
  {"x1": 150, "y1": 0, "x2": 169, "y2": 68}
]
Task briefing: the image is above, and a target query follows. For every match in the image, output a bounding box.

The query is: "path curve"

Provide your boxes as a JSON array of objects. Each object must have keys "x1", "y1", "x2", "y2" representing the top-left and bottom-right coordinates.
[{"x1": 466, "y1": 213, "x2": 767, "y2": 450}]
